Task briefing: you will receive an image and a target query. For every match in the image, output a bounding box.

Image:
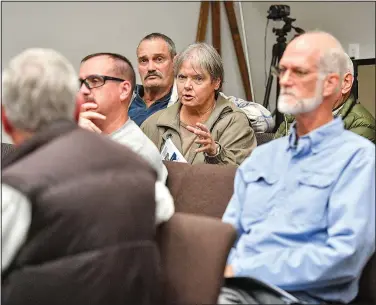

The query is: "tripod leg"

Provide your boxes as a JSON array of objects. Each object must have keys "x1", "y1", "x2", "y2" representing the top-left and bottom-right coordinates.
[
  {"x1": 262, "y1": 55, "x2": 278, "y2": 108},
  {"x1": 273, "y1": 92, "x2": 285, "y2": 132}
]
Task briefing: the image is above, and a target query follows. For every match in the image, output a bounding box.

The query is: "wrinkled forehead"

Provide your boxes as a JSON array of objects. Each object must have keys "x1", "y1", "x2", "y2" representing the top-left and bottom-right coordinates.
[
  {"x1": 79, "y1": 56, "x2": 115, "y2": 77},
  {"x1": 280, "y1": 39, "x2": 321, "y2": 70},
  {"x1": 137, "y1": 38, "x2": 170, "y2": 57}
]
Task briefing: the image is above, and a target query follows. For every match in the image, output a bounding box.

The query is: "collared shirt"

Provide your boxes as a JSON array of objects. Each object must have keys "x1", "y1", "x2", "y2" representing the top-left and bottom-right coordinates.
[
  {"x1": 129, "y1": 84, "x2": 172, "y2": 126},
  {"x1": 222, "y1": 117, "x2": 375, "y2": 303}
]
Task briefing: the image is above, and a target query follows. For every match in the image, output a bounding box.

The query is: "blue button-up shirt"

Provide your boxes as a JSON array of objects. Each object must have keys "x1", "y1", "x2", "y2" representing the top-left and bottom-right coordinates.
[
  {"x1": 222, "y1": 117, "x2": 375, "y2": 303},
  {"x1": 129, "y1": 85, "x2": 172, "y2": 126}
]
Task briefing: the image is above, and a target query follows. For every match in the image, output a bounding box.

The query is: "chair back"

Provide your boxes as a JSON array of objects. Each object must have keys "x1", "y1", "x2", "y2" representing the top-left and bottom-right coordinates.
[
  {"x1": 164, "y1": 161, "x2": 236, "y2": 218},
  {"x1": 157, "y1": 213, "x2": 236, "y2": 304}
]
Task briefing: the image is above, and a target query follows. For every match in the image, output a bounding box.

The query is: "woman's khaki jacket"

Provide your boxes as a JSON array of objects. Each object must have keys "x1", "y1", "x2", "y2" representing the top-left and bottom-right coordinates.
[{"x1": 141, "y1": 95, "x2": 257, "y2": 166}]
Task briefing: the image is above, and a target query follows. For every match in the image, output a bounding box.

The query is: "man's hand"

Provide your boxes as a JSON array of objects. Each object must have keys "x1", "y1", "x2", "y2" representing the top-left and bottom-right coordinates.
[
  {"x1": 186, "y1": 122, "x2": 217, "y2": 156},
  {"x1": 78, "y1": 103, "x2": 106, "y2": 134},
  {"x1": 224, "y1": 265, "x2": 234, "y2": 278}
]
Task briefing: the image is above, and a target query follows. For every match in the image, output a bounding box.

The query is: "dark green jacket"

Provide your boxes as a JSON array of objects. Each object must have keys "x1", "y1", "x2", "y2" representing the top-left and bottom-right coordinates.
[{"x1": 274, "y1": 95, "x2": 376, "y2": 143}]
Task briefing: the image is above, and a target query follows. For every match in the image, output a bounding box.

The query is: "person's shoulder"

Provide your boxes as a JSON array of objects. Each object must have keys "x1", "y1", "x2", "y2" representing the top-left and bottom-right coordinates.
[
  {"x1": 216, "y1": 96, "x2": 250, "y2": 123},
  {"x1": 340, "y1": 129, "x2": 375, "y2": 154},
  {"x1": 141, "y1": 109, "x2": 164, "y2": 130},
  {"x1": 142, "y1": 106, "x2": 171, "y2": 127},
  {"x1": 347, "y1": 100, "x2": 373, "y2": 117},
  {"x1": 348, "y1": 103, "x2": 375, "y2": 122},
  {"x1": 239, "y1": 136, "x2": 286, "y2": 169}
]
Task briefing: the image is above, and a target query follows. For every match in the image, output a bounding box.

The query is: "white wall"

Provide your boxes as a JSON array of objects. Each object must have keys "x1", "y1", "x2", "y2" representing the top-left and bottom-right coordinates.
[
  {"x1": 1, "y1": 1, "x2": 375, "y2": 143},
  {"x1": 242, "y1": 1, "x2": 375, "y2": 111}
]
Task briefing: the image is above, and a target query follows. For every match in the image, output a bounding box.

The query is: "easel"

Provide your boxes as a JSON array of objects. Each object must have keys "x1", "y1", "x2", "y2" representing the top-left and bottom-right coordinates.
[{"x1": 196, "y1": 1, "x2": 253, "y2": 101}]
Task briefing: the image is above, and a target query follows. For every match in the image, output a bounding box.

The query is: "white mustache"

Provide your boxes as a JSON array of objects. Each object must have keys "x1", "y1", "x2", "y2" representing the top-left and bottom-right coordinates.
[{"x1": 280, "y1": 89, "x2": 296, "y2": 97}]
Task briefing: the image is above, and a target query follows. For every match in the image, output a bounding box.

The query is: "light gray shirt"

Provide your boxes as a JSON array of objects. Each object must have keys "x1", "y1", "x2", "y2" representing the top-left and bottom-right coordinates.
[{"x1": 109, "y1": 119, "x2": 174, "y2": 224}]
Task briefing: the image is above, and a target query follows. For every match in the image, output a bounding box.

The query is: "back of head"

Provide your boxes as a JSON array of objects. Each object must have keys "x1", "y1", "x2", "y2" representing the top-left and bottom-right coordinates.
[
  {"x1": 174, "y1": 42, "x2": 224, "y2": 96},
  {"x1": 2, "y1": 48, "x2": 78, "y2": 132}
]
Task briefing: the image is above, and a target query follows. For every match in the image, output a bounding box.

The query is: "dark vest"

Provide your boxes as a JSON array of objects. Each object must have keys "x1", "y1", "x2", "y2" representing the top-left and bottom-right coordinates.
[{"x1": 2, "y1": 121, "x2": 161, "y2": 305}]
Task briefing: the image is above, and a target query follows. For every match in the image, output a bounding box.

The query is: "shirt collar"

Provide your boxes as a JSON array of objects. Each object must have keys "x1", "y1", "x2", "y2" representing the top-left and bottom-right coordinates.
[
  {"x1": 135, "y1": 84, "x2": 172, "y2": 104},
  {"x1": 287, "y1": 117, "x2": 345, "y2": 154}
]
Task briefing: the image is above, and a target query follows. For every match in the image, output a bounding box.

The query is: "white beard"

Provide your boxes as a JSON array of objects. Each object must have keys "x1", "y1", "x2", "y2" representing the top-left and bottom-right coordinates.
[{"x1": 277, "y1": 80, "x2": 324, "y2": 115}]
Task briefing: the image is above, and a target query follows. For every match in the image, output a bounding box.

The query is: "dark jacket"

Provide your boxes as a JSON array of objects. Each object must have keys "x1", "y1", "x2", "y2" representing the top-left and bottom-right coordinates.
[
  {"x1": 1, "y1": 120, "x2": 161, "y2": 305},
  {"x1": 274, "y1": 95, "x2": 376, "y2": 143}
]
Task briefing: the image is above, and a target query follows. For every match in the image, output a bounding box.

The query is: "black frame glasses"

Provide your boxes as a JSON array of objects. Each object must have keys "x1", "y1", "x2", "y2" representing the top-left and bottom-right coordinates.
[{"x1": 79, "y1": 74, "x2": 125, "y2": 89}]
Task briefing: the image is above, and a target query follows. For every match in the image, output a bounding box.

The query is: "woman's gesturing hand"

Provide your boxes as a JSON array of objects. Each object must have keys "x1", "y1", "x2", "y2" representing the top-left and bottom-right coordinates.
[{"x1": 186, "y1": 122, "x2": 218, "y2": 156}]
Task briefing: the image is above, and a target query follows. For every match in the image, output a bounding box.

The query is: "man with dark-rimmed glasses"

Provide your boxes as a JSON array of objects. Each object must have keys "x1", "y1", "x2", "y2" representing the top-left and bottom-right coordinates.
[{"x1": 78, "y1": 52, "x2": 174, "y2": 225}]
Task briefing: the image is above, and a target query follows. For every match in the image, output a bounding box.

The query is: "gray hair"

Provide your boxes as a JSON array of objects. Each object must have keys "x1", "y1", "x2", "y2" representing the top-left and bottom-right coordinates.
[
  {"x1": 2, "y1": 48, "x2": 78, "y2": 132},
  {"x1": 306, "y1": 31, "x2": 348, "y2": 91},
  {"x1": 138, "y1": 33, "x2": 177, "y2": 58},
  {"x1": 174, "y1": 42, "x2": 224, "y2": 98},
  {"x1": 344, "y1": 52, "x2": 354, "y2": 76}
]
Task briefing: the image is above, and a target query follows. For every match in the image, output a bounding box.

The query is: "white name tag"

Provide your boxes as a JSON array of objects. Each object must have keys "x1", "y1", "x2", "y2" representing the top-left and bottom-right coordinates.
[{"x1": 161, "y1": 138, "x2": 188, "y2": 163}]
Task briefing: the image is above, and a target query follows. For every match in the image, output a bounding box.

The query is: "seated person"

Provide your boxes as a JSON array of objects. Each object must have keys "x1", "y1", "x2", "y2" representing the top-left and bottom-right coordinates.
[
  {"x1": 141, "y1": 42, "x2": 256, "y2": 166},
  {"x1": 129, "y1": 33, "x2": 177, "y2": 126},
  {"x1": 222, "y1": 31, "x2": 375, "y2": 304},
  {"x1": 78, "y1": 52, "x2": 174, "y2": 224},
  {"x1": 274, "y1": 52, "x2": 375, "y2": 143},
  {"x1": 131, "y1": 33, "x2": 275, "y2": 133},
  {"x1": 2, "y1": 48, "x2": 163, "y2": 304}
]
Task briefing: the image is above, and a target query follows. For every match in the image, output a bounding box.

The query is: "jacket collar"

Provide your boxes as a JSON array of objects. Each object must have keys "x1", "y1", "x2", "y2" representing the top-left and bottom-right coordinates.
[
  {"x1": 156, "y1": 95, "x2": 234, "y2": 134},
  {"x1": 134, "y1": 84, "x2": 173, "y2": 105},
  {"x1": 2, "y1": 120, "x2": 77, "y2": 169},
  {"x1": 335, "y1": 94, "x2": 357, "y2": 119}
]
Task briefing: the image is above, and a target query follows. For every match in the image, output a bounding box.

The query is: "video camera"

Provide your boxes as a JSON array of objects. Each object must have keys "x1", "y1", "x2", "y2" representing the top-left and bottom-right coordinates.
[{"x1": 267, "y1": 5, "x2": 290, "y2": 21}]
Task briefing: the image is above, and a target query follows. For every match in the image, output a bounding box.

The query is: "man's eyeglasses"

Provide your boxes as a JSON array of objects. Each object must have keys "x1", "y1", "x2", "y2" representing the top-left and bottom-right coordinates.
[
  {"x1": 271, "y1": 66, "x2": 313, "y2": 79},
  {"x1": 79, "y1": 74, "x2": 125, "y2": 89}
]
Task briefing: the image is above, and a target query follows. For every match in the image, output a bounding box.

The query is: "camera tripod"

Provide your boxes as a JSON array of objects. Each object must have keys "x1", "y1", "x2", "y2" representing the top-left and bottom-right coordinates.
[{"x1": 263, "y1": 17, "x2": 304, "y2": 131}]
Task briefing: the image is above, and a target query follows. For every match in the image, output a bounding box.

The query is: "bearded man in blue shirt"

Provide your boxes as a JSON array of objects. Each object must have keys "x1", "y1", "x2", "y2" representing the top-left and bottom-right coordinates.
[{"x1": 222, "y1": 31, "x2": 375, "y2": 304}]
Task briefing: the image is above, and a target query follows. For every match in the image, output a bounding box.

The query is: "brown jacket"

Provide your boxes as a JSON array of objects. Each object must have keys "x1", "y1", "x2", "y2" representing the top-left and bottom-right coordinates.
[{"x1": 141, "y1": 96, "x2": 256, "y2": 166}]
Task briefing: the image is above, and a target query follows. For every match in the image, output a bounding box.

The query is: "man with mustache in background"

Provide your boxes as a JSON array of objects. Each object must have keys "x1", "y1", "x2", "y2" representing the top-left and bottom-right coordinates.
[{"x1": 129, "y1": 33, "x2": 177, "y2": 126}]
